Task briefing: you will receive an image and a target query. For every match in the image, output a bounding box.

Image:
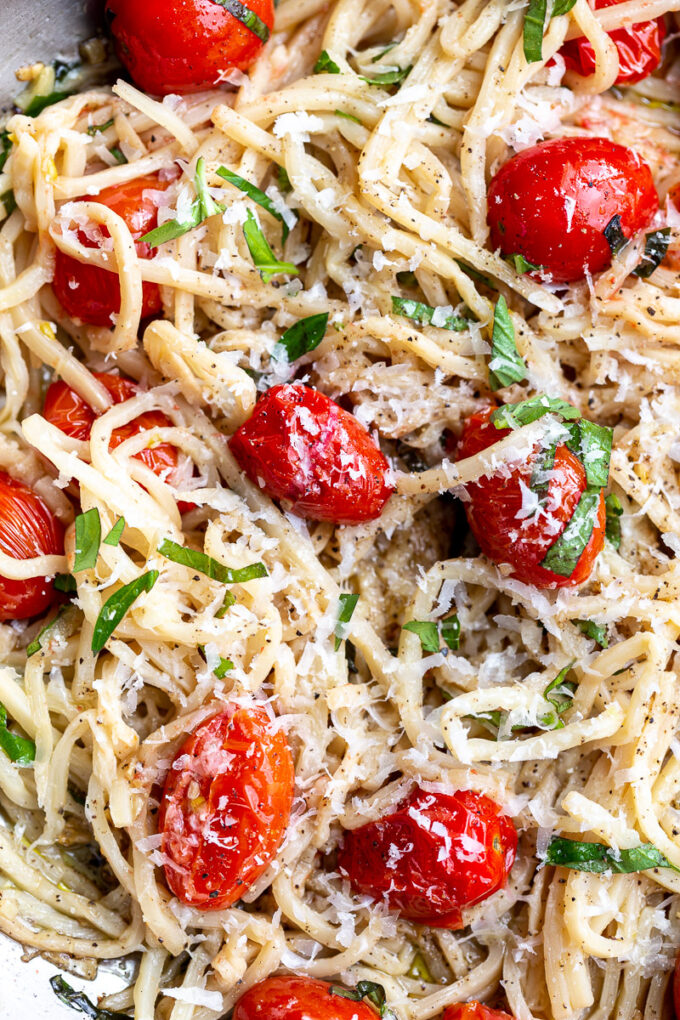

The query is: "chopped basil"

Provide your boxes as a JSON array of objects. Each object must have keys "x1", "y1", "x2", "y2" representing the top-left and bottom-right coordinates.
[
  {"x1": 27, "y1": 608, "x2": 66, "y2": 658},
  {"x1": 441, "y1": 614, "x2": 461, "y2": 650},
  {"x1": 506, "y1": 252, "x2": 543, "y2": 274},
  {"x1": 215, "y1": 590, "x2": 236, "y2": 618},
  {"x1": 87, "y1": 118, "x2": 114, "y2": 136},
  {"x1": 103, "y1": 517, "x2": 125, "y2": 547},
  {"x1": 403, "y1": 615, "x2": 460, "y2": 653},
  {"x1": 552, "y1": 0, "x2": 577, "y2": 14},
  {"x1": 210, "y1": 0, "x2": 270, "y2": 42},
  {"x1": 334, "y1": 109, "x2": 362, "y2": 124},
  {"x1": 110, "y1": 147, "x2": 127, "y2": 165},
  {"x1": 0, "y1": 131, "x2": 12, "y2": 172},
  {"x1": 242, "y1": 209, "x2": 299, "y2": 282},
  {"x1": 199, "y1": 646, "x2": 234, "y2": 679},
  {"x1": 523, "y1": 0, "x2": 548, "y2": 62},
  {"x1": 158, "y1": 538, "x2": 268, "y2": 584},
  {"x1": 543, "y1": 662, "x2": 576, "y2": 717},
  {"x1": 605, "y1": 492, "x2": 623, "y2": 549},
  {"x1": 455, "y1": 258, "x2": 496, "y2": 289},
  {"x1": 217, "y1": 165, "x2": 296, "y2": 242},
  {"x1": 140, "y1": 157, "x2": 224, "y2": 248},
  {"x1": 277, "y1": 165, "x2": 292, "y2": 193},
  {"x1": 573, "y1": 619, "x2": 608, "y2": 647},
  {"x1": 54, "y1": 574, "x2": 77, "y2": 594},
  {"x1": 566, "y1": 419, "x2": 613, "y2": 489},
  {"x1": 543, "y1": 836, "x2": 678, "y2": 874},
  {"x1": 335, "y1": 593, "x2": 359, "y2": 651},
  {"x1": 0, "y1": 703, "x2": 35, "y2": 766},
  {"x1": 540, "y1": 489, "x2": 601, "y2": 576},
  {"x1": 633, "y1": 227, "x2": 671, "y2": 279},
  {"x1": 530, "y1": 439, "x2": 558, "y2": 495},
  {"x1": 272, "y1": 312, "x2": 329, "y2": 363},
  {"x1": 491, "y1": 395, "x2": 580, "y2": 430},
  {"x1": 361, "y1": 66, "x2": 411, "y2": 86},
  {"x1": 330, "y1": 981, "x2": 396, "y2": 1020},
  {"x1": 15, "y1": 60, "x2": 83, "y2": 117},
  {"x1": 391, "y1": 296, "x2": 469, "y2": 332},
  {"x1": 371, "y1": 43, "x2": 398, "y2": 62},
  {"x1": 315, "y1": 51, "x2": 341, "y2": 74},
  {"x1": 488, "y1": 294, "x2": 528, "y2": 391},
  {"x1": 91, "y1": 571, "x2": 159, "y2": 654},
  {"x1": 73, "y1": 508, "x2": 101, "y2": 572},
  {"x1": 1, "y1": 191, "x2": 17, "y2": 217},
  {"x1": 603, "y1": 214, "x2": 627, "y2": 256},
  {"x1": 50, "y1": 974, "x2": 132, "y2": 1019}
]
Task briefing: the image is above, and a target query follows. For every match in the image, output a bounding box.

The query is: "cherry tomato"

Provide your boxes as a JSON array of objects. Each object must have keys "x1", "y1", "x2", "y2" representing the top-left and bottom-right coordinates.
[
  {"x1": 487, "y1": 137, "x2": 658, "y2": 283},
  {"x1": 674, "y1": 952, "x2": 680, "y2": 1019},
  {"x1": 560, "y1": 0, "x2": 665, "y2": 86},
  {"x1": 158, "y1": 704, "x2": 294, "y2": 910},
  {"x1": 43, "y1": 372, "x2": 194, "y2": 513},
  {"x1": 229, "y1": 384, "x2": 394, "y2": 525},
  {"x1": 337, "y1": 787, "x2": 517, "y2": 929},
  {"x1": 443, "y1": 1005, "x2": 514, "y2": 1020},
  {"x1": 52, "y1": 174, "x2": 172, "y2": 327},
  {"x1": 234, "y1": 977, "x2": 380, "y2": 1020},
  {"x1": 105, "y1": 0, "x2": 275, "y2": 96},
  {"x1": 0, "y1": 471, "x2": 64, "y2": 621},
  {"x1": 456, "y1": 408, "x2": 605, "y2": 589}
]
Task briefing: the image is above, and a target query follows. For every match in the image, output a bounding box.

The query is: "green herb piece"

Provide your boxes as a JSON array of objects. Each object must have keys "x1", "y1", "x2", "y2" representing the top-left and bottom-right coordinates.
[
  {"x1": 441, "y1": 614, "x2": 461, "y2": 650},
  {"x1": 140, "y1": 157, "x2": 224, "y2": 247},
  {"x1": 242, "y1": 209, "x2": 299, "y2": 282},
  {"x1": 91, "y1": 571, "x2": 159, "y2": 654},
  {"x1": 489, "y1": 294, "x2": 528, "y2": 390},
  {"x1": 530, "y1": 439, "x2": 558, "y2": 495},
  {"x1": 103, "y1": 517, "x2": 125, "y2": 547},
  {"x1": 215, "y1": 590, "x2": 237, "y2": 619},
  {"x1": 408, "y1": 950, "x2": 434, "y2": 983},
  {"x1": 73, "y1": 508, "x2": 101, "y2": 572},
  {"x1": 330, "y1": 981, "x2": 396, "y2": 1020},
  {"x1": 210, "y1": 0, "x2": 270, "y2": 42},
  {"x1": 573, "y1": 619, "x2": 608, "y2": 647},
  {"x1": 315, "y1": 51, "x2": 341, "y2": 74},
  {"x1": 371, "y1": 43, "x2": 398, "y2": 62},
  {"x1": 0, "y1": 703, "x2": 35, "y2": 766},
  {"x1": 396, "y1": 270, "x2": 417, "y2": 287},
  {"x1": 605, "y1": 492, "x2": 623, "y2": 549},
  {"x1": 391, "y1": 296, "x2": 468, "y2": 332},
  {"x1": 507, "y1": 252, "x2": 543, "y2": 274},
  {"x1": 603, "y1": 214, "x2": 627, "y2": 256},
  {"x1": 360, "y1": 67, "x2": 412, "y2": 86},
  {"x1": 543, "y1": 662, "x2": 576, "y2": 717},
  {"x1": 633, "y1": 228, "x2": 671, "y2": 279},
  {"x1": 199, "y1": 646, "x2": 235, "y2": 679},
  {"x1": 16, "y1": 61, "x2": 83, "y2": 117},
  {"x1": 543, "y1": 837, "x2": 678, "y2": 874},
  {"x1": 540, "y1": 489, "x2": 601, "y2": 577},
  {"x1": 27, "y1": 609, "x2": 65, "y2": 658},
  {"x1": 0, "y1": 131, "x2": 12, "y2": 172},
  {"x1": 50, "y1": 974, "x2": 132, "y2": 1018},
  {"x1": 277, "y1": 165, "x2": 292, "y2": 192},
  {"x1": 334, "y1": 109, "x2": 362, "y2": 124},
  {"x1": 54, "y1": 574, "x2": 77, "y2": 594},
  {"x1": 1, "y1": 191, "x2": 17, "y2": 217},
  {"x1": 523, "y1": 0, "x2": 548, "y2": 62},
  {"x1": 491, "y1": 395, "x2": 580, "y2": 430},
  {"x1": 566, "y1": 419, "x2": 613, "y2": 489},
  {"x1": 272, "y1": 312, "x2": 329, "y2": 363},
  {"x1": 465, "y1": 709, "x2": 503, "y2": 736},
  {"x1": 454, "y1": 258, "x2": 496, "y2": 289},
  {"x1": 110, "y1": 147, "x2": 127, "y2": 165},
  {"x1": 335, "y1": 593, "x2": 359, "y2": 651},
  {"x1": 158, "y1": 538, "x2": 268, "y2": 584},
  {"x1": 87, "y1": 118, "x2": 114, "y2": 136},
  {"x1": 551, "y1": 0, "x2": 578, "y2": 15},
  {"x1": 217, "y1": 165, "x2": 296, "y2": 242},
  {"x1": 403, "y1": 620, "x2": 440, "y2": 654}
]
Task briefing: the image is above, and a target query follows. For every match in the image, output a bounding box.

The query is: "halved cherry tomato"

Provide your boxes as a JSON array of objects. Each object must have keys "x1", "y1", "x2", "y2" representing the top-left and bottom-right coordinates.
[
  {"x1": 560, "y1": 0, "x2": 665, "y2": 86},
  {"x1": 0, "y1": 471, "x2": 64, "y2": 621},
  {"x1": 487, "y1": 137, "x2": 658, "y2": 283},
  {"x1": 105, "y1": 0, "x2": 275, "y2": 96},
  {"x1": 158, "y1": 705, "x2": 294, "y2": 910},
  {"x1": 233, "y1": 977, "x2": 380, "y2": 1020},
  {"x1": 674, "y1": 951, "x2": 680, "y2": 1019},
  {"x1": 337, "y1": 787, "x2": 517, "y2": 929},
  {"x1": 443, "y1": 1004, "x2": 514, "y2": 1020},
  {"x1": 455, "y1": 407, "x2": 605, "y2": 588},
  {"x1": 43, "y1": 372, "x2": 194, "y2": 513},
  {"x1": 52, "y1": 174, "x2": 173, "y2": 327},
  {"x1": 229, "y1": 384, "x2": 394, "y2": 525}
]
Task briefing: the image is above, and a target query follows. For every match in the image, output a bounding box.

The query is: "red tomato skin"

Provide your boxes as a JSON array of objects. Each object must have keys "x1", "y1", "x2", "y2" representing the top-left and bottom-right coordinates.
[
  {"x1": 456, "y1": 408, "x2": 605, "y2": 589},
  {"x1": 105, "y1": 0, "x2": 274, "y2": 95},
  {"x1": 487, "y1": 137, "x2": 658, "y2": 283},
  {"x1": 52, "y1": 175, "x2": 170, "y2": 327},
  {"x1": 0, "y1": 471, "x2": 64, "y2": 621},
  {"x1": 560, "y1": 0, "x2": 665, "y2": 86},
  {"x1": 674, "y1": 952, "x2": 680, "y2": 1019},
  {"x1": 443, "y1": 1004, "x2": 514, "y2": 1020},
  {"x1": 337, "y1": 788, "x2": 517, "y2": 929},
  {"x1": 158, "y1": 705, "x2": 294, "y2": 910},
  {"x1": 233, "y1": 977, "x2": 380, "y2": 1020},
  {"x1": 229, "y1": 384, "x2": 394, "y2": 525}
]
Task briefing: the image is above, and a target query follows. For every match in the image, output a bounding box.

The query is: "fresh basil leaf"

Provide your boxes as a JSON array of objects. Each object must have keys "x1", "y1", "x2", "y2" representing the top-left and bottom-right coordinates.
[
  {"x1": 27, "y1": 608, "x2": 66, "y2": 658},
  {"x1": 361, "y1": 66, "x2": 412, "y2": 86},
  {"x1": 1, "y1": 191, "x2": 17, "y2": 217},
  {"x1": 454, "y1": 258, "x2": 496, "y2": 289},
  {"x1": 0, "y1": 131, "x2": 12, "y2": 172},
  {"x1": 334, "y1": 109, "x2": 362, "y2": 124},
  {"x1": 110, "y1": 147, "x2": 127, "y2": 165},
  {"x1": 391, "y1": 296, "x2": 469, "y2": 332},
  {"x1": 543, "y1": 662, "x2": 576, "y2": 715},
  {"x1": 54, "y1": 574, "x2": 77, "y2": 594},
  {"x1": 87, "y1": 118, "x2": 114, "y2": 136},
  {"x1": 567, "y1": 419, "x2": 613, "y2": 489},
  {"x1": 16, "y1": 61, "x2": 84, "y2": 117},
  {"x1": 543, "y1": 837, "x2": 678, "y2": 874},
  {"x1": 489, "y1": 294, "x2": 528, "y2": 390},
  {"x1": 272, "y1": 312, "x2": 329, "y2": 363},
  {"x1": 0, "y1": 703, "x2": 35, "y2": 766},
  {"x1": 465, "y1": 709, "x2": 503, "y2": 736},
  {"x1": 506, "y1": 252, "x2": 543, "y2": 274},
  {"x1": 103, "y1": 517, "x2": 125, "y2": 547},
  {"x1": 573, "y1": 619, "x2": 608, "y2": 647},
  {"x1": 403, "y1": 620, "x2": 440, "y2": 654},
  {"x1": 217, "y1": 165, "x2": 296, "y2": 242},
  {"x1": 199, "y1": 646, "x2": 234, "y2": 679},
  {"x1": 605, "y1": 492, "x2": 623, "y2": 549},
  {"x1": 210, "y1": 0, "x2": 270, "y2": 42},
  {"x1": 141, "y1": 157, "x2": 224, "y2": 247},
  {"x1": 91, "y1": 571, "x2": 159, "y2": 654},
  {"x1": 242, "y1": 209, "x2": 299, "y2": 282},
  {"x1": 335, "y1": 593, "x2": 359, "y2": 651},
  {"x1": 371, "y1": 43, "x2": 398, "y2": 62},
  {"x1": 441, "y1": 614, "x2": 461, "y2": 650},
  {"x1": 491, "y1": 395, "x2": 580, "y2": 430},
  {"x1": 603, "y1": 214, "x2": 627, "y2": 256},
  {"x1": 551, "y1": 0, "x2": 577, "y2": 15},
  {"x1": 530, "y1": 440, "x2": 558, "y2": 495},
  {"x1": 73, "y1": 508, "x2": 101, "y2": 572},
  {"x1": 633, "y1": 227, "x2": 671, "y2": 279},
  {"x1": 523, "y1": 0, "x2": 548, "y2": 62},
  {"x1": 215, "y1": 590, "x2": 236, "y2": 619},
  {"x1": 315, "y1": 51, "x2": 341, "y2": 73},
  {"x1": 158, "y1": 538, "x2": 268, "y2": 584},
  {"x1": 331, "y1": 981, "x2": 394, "y2": 1020},
  {"x1": 50, "y1": 974, "x2": 132, "y2": 1018},
  {"x1": 540, "y1": 489, "x2": 601, "y2": 576},
  {"x1": 277, "y1": 165, "x2": 292, "y2": 192}
]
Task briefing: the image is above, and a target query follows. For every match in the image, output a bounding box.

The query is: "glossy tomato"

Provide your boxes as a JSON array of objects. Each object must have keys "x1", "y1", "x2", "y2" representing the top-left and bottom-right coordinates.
[
  {"x1": 158, "y1": 705, "x2": 294, "y2": 910},
  {"x1": 674, "y1": 951, "x2": 680, "y2": 1019},
  {"x1": 43, "y1": 372, "x2": 194, "y2": 513},
  {"x1": 233, "y1": 977, "x2": 380, "y2": 1020},
  {"x1": 456, "y1": 408, "x2": 605, "y2": 588},
  {"x1": 0, "y1": 471, "x2": 64, "y2": 621},
  {"x1": 337, "y1": 787, "x2": 517, "y2": 928},
  {"x1": 560, "y1": 0, "x2": 665, "y2": 86},
  {"x1": 443, "y1": 1004, "x2": 514, "y2": 1020},
  {"x1": 105, "y1": 0, "x2": 275, "y2": 95},
  {"x1": 52, "y1": 174, "x2": 172, "y2": 327},
  {"x1": 229, "y1": 384, "x2": 394, "y2": 525},
  {"x1": 487, "y1": 137, "x2": 658, "y2": 283}
]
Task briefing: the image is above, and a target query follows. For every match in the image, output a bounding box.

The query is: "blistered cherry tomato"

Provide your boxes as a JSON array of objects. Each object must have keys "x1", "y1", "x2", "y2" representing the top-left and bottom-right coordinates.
[
  {"x1": 53, "y1": 174, "x2": 172, "y2": 327},
  {"x1": 443, "y1": 1005, "x2": 514, "y2": 1020},
  {"x1": 487, "y1": 137, "x2": 658, "y2": 283},
  {"x1": 105, "y1": 0, "x2": 274, "y2": 95},
  {"x1": 456, "y1": 407, "x2": 605, "y2": 589},
  {"x1": 229, "y1": 384, "x2": 394, "y2": 525},
  {"x1": 560, "y1": 0, "x2": 665, "y2": 86},
  {"x1": 234, "y1": 977, "x2": 380, "y2": 1020},
  {"x1": 43, "y1": 372, "x2": 194, "y2": 513},
  {"x1": 158, "y1": 704, "x2": 294, "y2": 909},
  {"x1": 674, "y1": 952, "x2": 680, "y2": 1020},
  {"x1": 338, "y1": 787, "x2": 517, "y2": 929},
  {"x1": 0, "y1": 471, "x2": 64, "y2": 621}
]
